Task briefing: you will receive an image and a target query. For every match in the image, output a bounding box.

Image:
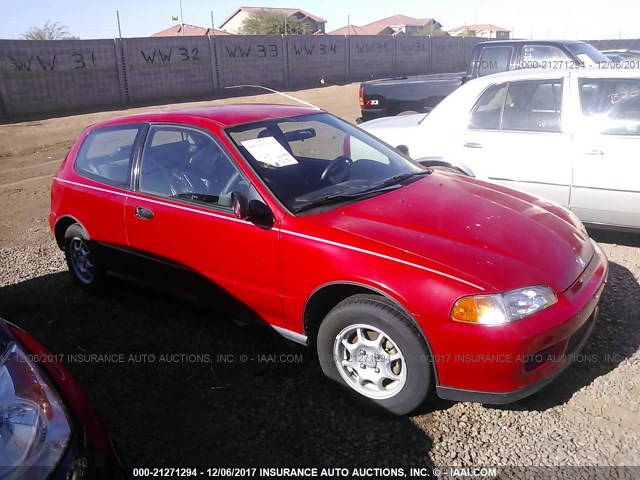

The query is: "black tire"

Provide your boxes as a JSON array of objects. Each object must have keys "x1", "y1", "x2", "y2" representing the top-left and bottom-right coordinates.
[
  {"x1": 317, "y1": 294, "x2": 432, "y2": 415},
  {"x1": 64, "y1": 224, "x2": 105, "y2": 292}
]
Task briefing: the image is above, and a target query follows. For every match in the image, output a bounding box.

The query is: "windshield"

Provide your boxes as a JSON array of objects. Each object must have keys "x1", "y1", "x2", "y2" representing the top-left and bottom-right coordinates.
[
  {"x1": 567, "y1": 43, "x2": 609, "y2": 66},
  {"x1": 225, "y1": 113, "x2": 425, "y2": 212}
]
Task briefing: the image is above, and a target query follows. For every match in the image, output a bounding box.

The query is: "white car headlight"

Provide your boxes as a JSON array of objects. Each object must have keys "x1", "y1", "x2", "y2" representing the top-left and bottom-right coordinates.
[
  {"x1": 451, "y1": 286, "x2": 557, "y2": 325},
  {"x1": 0, "y1": 343, "x2": 72, "y2": 480}
]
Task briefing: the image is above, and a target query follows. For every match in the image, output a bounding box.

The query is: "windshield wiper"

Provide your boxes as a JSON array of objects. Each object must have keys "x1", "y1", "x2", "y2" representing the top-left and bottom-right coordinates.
[
  {"x1": 292, "y1": 186, "x2": 403, "y2": 213},
  {"x1": 292, "y1": 171, "x2": 431, "y2": 214},
  {"x1": 369, "y1": 170, "x2": 431, "y2": 190}
]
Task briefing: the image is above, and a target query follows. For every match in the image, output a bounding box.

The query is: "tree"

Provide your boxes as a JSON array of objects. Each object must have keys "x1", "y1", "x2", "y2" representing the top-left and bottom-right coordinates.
[
  {"x1": 21, "y1": 21, "x2": 79, "y2": 40},
  {"x1": 418, "y1": 23, "x2": 449, "y2": 37},
  {"x1": 450, "y1": 26, "x2": 477, "y2": 38},
  {"x1": 242, "y1": 10, "x2": 308, "y2": 35}
]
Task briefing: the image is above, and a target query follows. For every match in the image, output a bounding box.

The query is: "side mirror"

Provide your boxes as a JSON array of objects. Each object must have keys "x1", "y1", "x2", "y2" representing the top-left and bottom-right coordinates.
[{"x1": 231, "y1": 192, "x2": 274, "y2": 227}]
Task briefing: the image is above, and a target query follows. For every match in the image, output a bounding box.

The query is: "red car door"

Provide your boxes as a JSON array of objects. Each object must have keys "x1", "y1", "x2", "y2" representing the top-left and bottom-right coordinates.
[{"x1": 123, "y1": 124, "x2": 284, "y2": 328}]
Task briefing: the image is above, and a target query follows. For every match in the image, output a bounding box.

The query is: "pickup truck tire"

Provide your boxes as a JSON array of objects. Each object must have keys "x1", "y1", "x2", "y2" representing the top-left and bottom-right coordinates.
[{"x1": 317, "y1": 294, "x2": 432, "y2": 415}]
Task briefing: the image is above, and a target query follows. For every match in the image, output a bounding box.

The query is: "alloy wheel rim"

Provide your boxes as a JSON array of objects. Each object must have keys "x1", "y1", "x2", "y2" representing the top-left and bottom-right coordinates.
[
  {"x1": 333, "y1": 323, "x2": 407, "y2": 399},
  {"x1": 70, "y1": 238, "x2": 95, "y2": 284}
]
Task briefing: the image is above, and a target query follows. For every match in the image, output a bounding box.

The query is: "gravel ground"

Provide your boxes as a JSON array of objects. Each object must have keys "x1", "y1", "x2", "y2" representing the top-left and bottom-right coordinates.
[{"x1": 0, "y1": 229, "x2": 639, "y2": 479}]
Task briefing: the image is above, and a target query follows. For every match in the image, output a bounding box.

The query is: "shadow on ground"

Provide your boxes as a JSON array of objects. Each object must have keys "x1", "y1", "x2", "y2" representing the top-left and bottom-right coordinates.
[
  {"x1": 0, "y1": 272, "x2": 433, "y2": 467},
  {"x1": 588, "y1": 229, "x2": 640, "y2": 248}
]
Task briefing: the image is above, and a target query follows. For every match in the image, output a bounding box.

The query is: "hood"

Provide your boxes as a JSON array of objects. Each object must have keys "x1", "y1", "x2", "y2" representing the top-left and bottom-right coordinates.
[
  {"x1": 360, "y1": 115, "x2": 426, "y2": 153},
  {"x1": 361, "y1": 114, "x2": 424, "y2": 130},
  {"x1": 318, "y1": 173, "x2": 593, "y2": 293}
]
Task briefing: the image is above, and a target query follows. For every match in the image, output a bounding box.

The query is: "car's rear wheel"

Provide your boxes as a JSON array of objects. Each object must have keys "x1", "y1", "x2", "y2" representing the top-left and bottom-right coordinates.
[
  {"x1": 317, "y1": 294, "x2": 432, "y2": 415},
  {"x1": 64, "y1": 224, "x2": 104, "y2": 291}
]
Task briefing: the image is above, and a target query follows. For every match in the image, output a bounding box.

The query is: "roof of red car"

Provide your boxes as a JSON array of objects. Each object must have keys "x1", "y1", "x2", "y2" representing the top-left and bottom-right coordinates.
[{"x1": 97, "y1": 104, "x2": 321, "y2": 129}]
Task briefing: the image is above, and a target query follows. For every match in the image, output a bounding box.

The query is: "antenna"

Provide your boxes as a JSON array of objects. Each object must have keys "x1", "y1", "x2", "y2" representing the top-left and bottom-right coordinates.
[{"x1": 224, "y1": 85, "x2": 322, "y2": 110}]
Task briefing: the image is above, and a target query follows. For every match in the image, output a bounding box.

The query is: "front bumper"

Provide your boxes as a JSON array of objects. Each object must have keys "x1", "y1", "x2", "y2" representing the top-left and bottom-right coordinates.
[{"x1": 432, "y1": 240, "x2": 608, "y2": 402}]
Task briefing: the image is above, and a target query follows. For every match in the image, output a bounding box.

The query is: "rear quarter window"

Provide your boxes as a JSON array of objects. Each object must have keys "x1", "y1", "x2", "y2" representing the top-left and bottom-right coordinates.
[
  {"x1": 74, "y1": 125, "x2": 144, "y2": 188},
  {"x1": 580, "y1": 78, "x2": 640, "y2": 135},
  {"x1": 476, "y1": 47, "x2": 513, "y2": 77}
]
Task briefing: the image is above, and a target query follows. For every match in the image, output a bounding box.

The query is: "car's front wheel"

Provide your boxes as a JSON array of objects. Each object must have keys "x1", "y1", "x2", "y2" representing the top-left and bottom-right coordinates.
[
  {"x1": 317, "y1": 294, "x2": 432, "y2": 415},
  {"x1": 64, "y1": 224, "x2": 104, "y2": 292}
]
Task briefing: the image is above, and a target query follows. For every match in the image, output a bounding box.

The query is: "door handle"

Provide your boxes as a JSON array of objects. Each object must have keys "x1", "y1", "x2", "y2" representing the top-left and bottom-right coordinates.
[
  {"x1": 585, "y1": 149, "x2": 604, "y2": 155},
  {"x1": 135, "y1": 206, "x2": 154, "y2": 220},
  {"x1": 464, "y1": 141, "x2": 483, "y2": 149}
]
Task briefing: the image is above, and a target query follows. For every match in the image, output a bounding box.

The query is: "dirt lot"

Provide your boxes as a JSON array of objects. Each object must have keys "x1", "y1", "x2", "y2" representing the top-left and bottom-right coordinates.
[
  {"x1": 0, "y1": 84, "x2": 360, "y2": 248},
  {"x1": 1, "y1": 84, "x2": 639, "y2": 477}
]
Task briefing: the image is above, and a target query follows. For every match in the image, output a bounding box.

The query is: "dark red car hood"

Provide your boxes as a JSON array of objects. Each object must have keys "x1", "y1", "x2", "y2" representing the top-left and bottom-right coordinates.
[{"x1": 319, "y1": 173, "x2": 593, "y2": 293}]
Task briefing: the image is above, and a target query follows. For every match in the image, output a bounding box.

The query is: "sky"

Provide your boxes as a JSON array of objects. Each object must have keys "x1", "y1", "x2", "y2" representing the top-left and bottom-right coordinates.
[{"x1": 1, "y1": 0, "x2": 639, "y2": 40}]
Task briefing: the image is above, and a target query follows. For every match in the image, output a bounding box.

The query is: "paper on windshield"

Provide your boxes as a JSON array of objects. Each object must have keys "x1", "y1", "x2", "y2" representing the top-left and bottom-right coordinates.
[{"x1": 242, "y1": 137, "x2": 298, "y2": 167}]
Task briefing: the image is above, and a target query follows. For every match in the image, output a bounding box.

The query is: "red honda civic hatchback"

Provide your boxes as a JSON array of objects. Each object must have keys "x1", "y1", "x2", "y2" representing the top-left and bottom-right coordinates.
[{"x1": 50, "y1": 104, "x2": 607, "y2": 415}]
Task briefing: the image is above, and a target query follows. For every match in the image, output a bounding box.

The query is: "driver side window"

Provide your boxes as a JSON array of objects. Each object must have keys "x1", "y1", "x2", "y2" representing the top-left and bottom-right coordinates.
[{"x1": 138, "y1": 125, "x2": 248, "y2": 207}]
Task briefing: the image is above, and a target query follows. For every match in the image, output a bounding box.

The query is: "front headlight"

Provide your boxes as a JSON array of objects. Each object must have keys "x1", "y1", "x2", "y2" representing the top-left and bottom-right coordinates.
[
  {"x1": 451, "y1": 285, "x2": 557, "y2": 325},
  {"x1": 0, "y1": 343, "x2": 72, "y2": 480}
]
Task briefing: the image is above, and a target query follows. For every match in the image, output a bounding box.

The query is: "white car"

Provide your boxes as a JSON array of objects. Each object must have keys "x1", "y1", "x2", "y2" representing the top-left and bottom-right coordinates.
[{"x1": 360, "y1": 68, "x2": 640, "y2": 231}]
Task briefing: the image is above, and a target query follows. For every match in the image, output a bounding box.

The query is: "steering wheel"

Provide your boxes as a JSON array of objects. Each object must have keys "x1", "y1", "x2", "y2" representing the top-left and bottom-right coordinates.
[
  {"x1": 320, "y1": 155, "x2": 353, "y2": 184},
  {"x1": 220, "y1": 172, "x2": 242, "y2": 197},
  {"x1": 165, "y1": 168, "x2": 196, "y2": 197}
]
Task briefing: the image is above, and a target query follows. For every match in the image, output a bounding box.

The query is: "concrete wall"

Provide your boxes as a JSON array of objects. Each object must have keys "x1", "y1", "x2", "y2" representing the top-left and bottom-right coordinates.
[
  {"x1": 395, "y1": 37, "x2": 431, "y2": 77},
  {"x1": 286, "y1": 36, "x2": 347, "y2": 86},
  {"x1": 1, "y1": 36, "x2": 639, "y2": 121},
  {"x1": 431, "y1": 36, "x2": 465, "y2": 73},
  {"x1": 0, "y1": 39, "x2": 122, "y2": 119},
  {"x1": 121, "y1": 37, "x2": 214, "y2": 103},
  {"x1": 587, "y1": 39, "x2": 640, "y2": 51},
  {"x1": 215, "y1": 35, "x2": 285, "y2": 89},
  {"x1": 348, "y1": 36, "x2": 395, "y2": 81}
]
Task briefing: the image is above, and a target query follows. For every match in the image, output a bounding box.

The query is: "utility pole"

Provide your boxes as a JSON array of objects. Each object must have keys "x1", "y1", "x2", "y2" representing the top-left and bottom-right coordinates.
[
  {"x1": 179, "y1": 0, "x2": 185, "y2": 36},
  {"x1": 211, "y1": 11, "x2": 214, "y2": 31},
  {"x1": 116, "y1": 10, "x2": 122, "y2": 39}
]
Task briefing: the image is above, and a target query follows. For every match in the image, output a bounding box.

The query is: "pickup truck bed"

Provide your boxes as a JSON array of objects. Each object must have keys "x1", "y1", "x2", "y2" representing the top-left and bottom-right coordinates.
[
  {"x1": 358, "y1": 40, "x2": 610, "y2": 122},
  {"x1": 359, "y1": 72, "x2": 464, "y2": 122}
]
